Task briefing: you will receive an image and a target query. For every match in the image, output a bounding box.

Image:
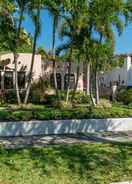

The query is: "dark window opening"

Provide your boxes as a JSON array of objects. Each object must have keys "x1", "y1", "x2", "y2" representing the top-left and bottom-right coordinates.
[
  {"x1": 0, "y1": 66, "x2": 4, "y2": 70},
  {"x1": 122, "y1": 80, "x2": 125, "y2": 84},
  {"x1": 50, "y1": 73, "x2": 61, "y2": 90},
  {"x1": 18, "y1": 72, "x2": 25, "y2": 89},
  {"x1": 64, "y1": 74, "x2": 75, "y2": 90},
  {"x1": 110, "y1": 81, "x2": 112, "y2": 87},
  {"x1": 4, "y1": 71, "x2": 13, "y2": 89}
]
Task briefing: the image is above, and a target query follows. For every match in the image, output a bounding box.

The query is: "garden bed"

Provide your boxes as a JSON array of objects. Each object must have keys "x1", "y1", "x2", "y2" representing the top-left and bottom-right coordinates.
[{"x1": 0, "y1": 105, "x2": 131, "y2": 121}]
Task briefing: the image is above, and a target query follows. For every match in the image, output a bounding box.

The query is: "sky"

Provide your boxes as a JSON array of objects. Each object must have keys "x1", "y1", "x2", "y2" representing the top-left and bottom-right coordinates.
[{"x1": 22, "y1": 10, "x2": 132, "y2": 55}]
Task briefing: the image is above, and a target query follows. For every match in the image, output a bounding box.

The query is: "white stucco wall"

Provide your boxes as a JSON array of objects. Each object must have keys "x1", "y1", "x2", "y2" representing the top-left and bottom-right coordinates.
[
  {"x1": 0, "y1": 53, "x2": 42, "y2": 81},
  {"x1": 100, "y1": 56, "x2": 132, "y2": 87}
]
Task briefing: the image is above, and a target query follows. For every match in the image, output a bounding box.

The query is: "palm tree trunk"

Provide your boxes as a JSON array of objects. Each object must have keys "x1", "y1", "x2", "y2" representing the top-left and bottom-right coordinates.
[
  {"x1": 24, "y1": 35, "x2": 37, "y2": 104},
  {"x1": 66, "y1": 59, "x2": 72, "y2": 103},
  {"x1": 90, "y1": 82, "x2": 96, "y2": 106},
  {"x1": 86, "y1": 62, "x2": 90, "y2": 95},
  {"x1": 94, "y1": 33, "x2": 103, "y2": 105},
  {"x1": 88, "y1": 62, "x2": 96, "y2": 106},
  {"x1": 95, "y1": 69, "x2": 99, "y2": 105},
  {"x1": 71, "y1": 55, "x2": 80, "y2": 102},
  {"x1": 14, "y1": 53, "x2": 21, "y2": 105},
  {"x1": 14, "y1": 5, "x2": 24, "y2": 105},
  {"x1": 24, "y1": 7, "x2": 40, "y2": 104},
  {"x1": 53, "y1": 60, "x2": 59, "y2": 98},
  {"x1": 52, "y1": 16, "x2": 59, "y2": 99}
]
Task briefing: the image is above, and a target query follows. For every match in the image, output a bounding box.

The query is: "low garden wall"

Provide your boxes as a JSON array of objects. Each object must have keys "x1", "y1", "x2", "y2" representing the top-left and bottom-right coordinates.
[{"x1": 0, "y1": 118, "x2": 132, "y2": 137}]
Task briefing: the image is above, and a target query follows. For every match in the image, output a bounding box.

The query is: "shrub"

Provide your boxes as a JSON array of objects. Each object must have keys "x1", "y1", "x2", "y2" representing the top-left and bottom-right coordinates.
[
  {"x1": 29, "y1": 76, "x2": 52, "y2": 104},
  {"x1": 30, "y1": 88, "x2": 45, "y2": 104},
  {"x1": 4, "y1": 90, "x2": 25, "y2": 104},
  {"x1": 11, "y1": 111, "x2": 33, "y2": 121},
  {"x1": 72, "y1": 92, "x2": 91, "y2": 104},
  {"x1": 43, "y1": 95, "x2": 57, "y2": 106},
  {"x1": 97, "y1": 99, "x2": 112, "y2": 108},
  {"x1": 4, "y1": 90, "x2": 16, "y2": 104},
  {"x1": 0, "y1": 110, "x2": 11, "y2": 120},
  {"x1": 54, "y1": 100, "x2": 72, "y2": 110},
  {"x1": 116, "y1": 88, "x2": 132, "y2": 105}
]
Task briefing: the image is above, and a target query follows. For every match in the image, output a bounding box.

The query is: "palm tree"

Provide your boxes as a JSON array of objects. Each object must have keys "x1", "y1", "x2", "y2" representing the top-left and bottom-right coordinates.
[
  {"x1": 0, "y1": 1, "x2": 16, "y2": 51},
  {"x1": 46, "y1": 0, "x2": 62, "y2": 99},
  {"x1": 56, "y1": 0, "x2": 89, "y2": 103},
  {"x1": 13, "y1": 0, "x2": 28, "y2": 105},
  {"x1": 88, "y1": 0, "x2": 131, "y2": 105},
  {"x1": 56, "y1": 41, "x2": 73, "y2": 103},
  {"x1": 24, "y1": 0, "x2": 41, "y2": 104},
  {"x1": 0, "y1": 0, "x2": 25, "y2": 105}
]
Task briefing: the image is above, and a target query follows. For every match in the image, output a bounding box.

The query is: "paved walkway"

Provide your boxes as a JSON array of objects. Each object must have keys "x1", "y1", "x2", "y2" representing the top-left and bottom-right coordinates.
[
  {"x1": 1, "y1": 131, "x2": 132, "y2": 149},
  {"x1": 89, "y1": 131, "x2": 132, "y2": 144},
  {"x1": 0, "y1": 135, "x2": 92, "y2": 149}
]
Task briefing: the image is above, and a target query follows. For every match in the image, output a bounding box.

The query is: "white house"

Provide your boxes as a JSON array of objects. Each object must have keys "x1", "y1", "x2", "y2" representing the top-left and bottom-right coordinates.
[
  {"x1": 0, "y1": 53, "x2": 42, "y2": 90},
  {"x1": 99, "y1": 55, "x2": 132, "y2": 88},
  {"x1": 0, "y1": 53, "x2": 84, "y2": 91}
]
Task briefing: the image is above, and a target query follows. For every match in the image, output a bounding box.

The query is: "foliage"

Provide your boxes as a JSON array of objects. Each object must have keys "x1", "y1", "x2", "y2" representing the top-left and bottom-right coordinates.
[
  {"x1": 4, "y1": 90, "x2": 17, "y2": 104},
  {"x1": 116, "y1": 88, "x2": 132, "y2": 105},
  {"x1": 54, "y1": 100, "x2": 72, "y2": 110},
  {"x1": 97, "y1": 99, "x2": 112, "y2": 108},
  {"x1": 3, "y1": 90, "x2": 25, "y2": 104},
  {"x1": 72, "y1": 92, "x2": 91, "y2": 105},
  {"x1": 30, "y1": 78, "x2": 55, "y2": 104},
  {"x1": 0, "y1": 105, "x2": 131, "y2": 121},
  {"x1": 0, "y1": 0, "x2": 132, "y2": 105},
  {"x1": 30, "y1": 81, "x2": 45, "y2": 104}
]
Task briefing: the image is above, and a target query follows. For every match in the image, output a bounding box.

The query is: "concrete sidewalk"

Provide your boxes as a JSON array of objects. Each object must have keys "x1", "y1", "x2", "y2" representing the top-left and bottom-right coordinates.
[
  {"x1": 1, "y1": 131, "x2": 132, "y2": 149},
  {"x1": 0, "y1": 135, "x2": 92, "y2": 149}
]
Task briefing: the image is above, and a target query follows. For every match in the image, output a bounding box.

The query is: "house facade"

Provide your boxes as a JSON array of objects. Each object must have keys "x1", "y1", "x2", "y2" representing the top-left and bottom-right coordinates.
[
  {"x1": 99, "y1": 55, "x2": 132, "y2": 89},
  {"x1": 1, "y1": 52, "x2": 131, "y2": 93},
  {"x1": 43, "y1": 60, "x2": 84, "y2": 91},
  {"x1": 0, "y1": 53, "x2": 42, "y2": 90},
  {"x1": 0, "y1": 53, "x2": 84, "y2": 91}
]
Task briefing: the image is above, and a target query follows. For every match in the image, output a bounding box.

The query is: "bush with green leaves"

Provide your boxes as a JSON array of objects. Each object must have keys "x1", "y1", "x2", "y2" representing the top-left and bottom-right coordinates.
[
  {"x1": 72, "y1": 92, "x2": 91, "y2": 104},
  {"x1": 30, "y1": 78, "x2": 53, "y2": 104},
  {"x1": 0, "y1": 105, "x2": 131, "y2": 121},
  {"x1": 116, "y1": 88, "x2": 132, "y2": 105},
  {"x1": 4, "y1": 90, "x2": 25, "y2": 104}
]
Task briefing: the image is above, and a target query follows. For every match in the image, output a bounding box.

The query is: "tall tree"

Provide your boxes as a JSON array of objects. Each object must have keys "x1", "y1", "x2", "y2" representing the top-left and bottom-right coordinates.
[
  {"x1": 57, "y1": 0, "x2": 89, "y2": 102},
  {"x1": 88, "y1": 0, "x2": 132, "y2": 105},
  {"x1": 24, "y1": 0, "x2": 41, "y2": 104},
  {"x1": 13, "y1": 0, "x2": 28, "y2": 105},
  {"x1": 46, "y1": 0, "x2": 62, "y2": 99}
]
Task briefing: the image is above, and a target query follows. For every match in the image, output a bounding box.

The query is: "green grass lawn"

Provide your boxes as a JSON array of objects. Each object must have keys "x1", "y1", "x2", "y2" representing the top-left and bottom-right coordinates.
[{"x1": 0, "y1": 144, "x2": 132, "y2": 184}]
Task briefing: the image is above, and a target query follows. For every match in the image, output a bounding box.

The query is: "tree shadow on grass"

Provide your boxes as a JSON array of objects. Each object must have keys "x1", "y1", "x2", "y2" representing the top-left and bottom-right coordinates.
[{"x1": 1, "y1": 144, "x2": 132, "y2": 183}]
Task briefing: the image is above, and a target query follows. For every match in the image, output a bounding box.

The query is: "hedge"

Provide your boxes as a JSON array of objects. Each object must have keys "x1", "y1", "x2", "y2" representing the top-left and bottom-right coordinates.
[{"x1": 0, "y1": 106, "x2": 131, "y2": 121}]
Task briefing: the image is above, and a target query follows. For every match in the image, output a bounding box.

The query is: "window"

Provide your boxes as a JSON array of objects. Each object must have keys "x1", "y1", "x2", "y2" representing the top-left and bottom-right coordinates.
[
  {"x1": 0, "y1": 66, "x2": 4, "y2": 70},
  {"x1": 64, "y1": 74, "x2": 75, "y2": 90},
  {"x1": 4, "y1": 71, "x2": 13, "y2": 89},
  {"x1": 18, "y1": 72, "x2": 25, "y2": 89},
  {"x1": 110, "y1": 81, "x2": 112, "y2": 87}
]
